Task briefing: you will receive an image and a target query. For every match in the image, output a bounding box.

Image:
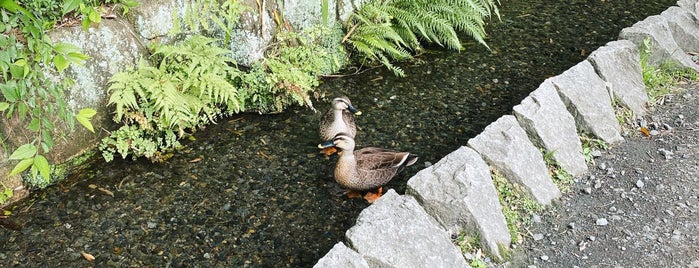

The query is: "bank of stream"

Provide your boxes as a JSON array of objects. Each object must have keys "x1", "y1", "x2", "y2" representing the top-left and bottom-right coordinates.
[{"x1": 0, "y1": 0, "x2": 676, "y2": 266}]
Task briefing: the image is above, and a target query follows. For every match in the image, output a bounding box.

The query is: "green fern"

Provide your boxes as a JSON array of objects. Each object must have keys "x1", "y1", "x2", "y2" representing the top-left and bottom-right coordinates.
[
  {"x1": 345, "y1": 0, "x2": 499, "y2": 76},
  {"x1": 103, "y1": 36, "x2": 246, "y2": 161}
]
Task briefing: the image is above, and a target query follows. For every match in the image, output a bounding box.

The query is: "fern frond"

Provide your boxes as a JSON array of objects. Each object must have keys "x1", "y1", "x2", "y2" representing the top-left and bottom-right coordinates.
[{"x1": 107, "y1": 71, "x2": 140, "y2": 122}]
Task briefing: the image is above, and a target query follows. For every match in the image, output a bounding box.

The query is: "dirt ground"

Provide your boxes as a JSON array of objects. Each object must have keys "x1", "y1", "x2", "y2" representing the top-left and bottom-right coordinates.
[{"x1": 517, "y1": 79, "x2": 699, "y2": 267}]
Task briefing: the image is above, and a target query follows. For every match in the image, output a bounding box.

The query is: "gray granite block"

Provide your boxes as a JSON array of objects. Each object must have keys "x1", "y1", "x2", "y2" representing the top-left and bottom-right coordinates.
[
  {"x1": 314, "y1": 242, "x2": 370, "y2": 268},
  {"x1": 619, "y1": 15, "x2": 699, "y2": 71},
  {"x1": 406, "y1": 146, "x2": 511, "y2": 260},
  {"x1": 677, "y1": 0, "x2": 699, "y2": 17},
  {"x1": 550, "y1": 61, "x2": 625, "y2": 144},
  {"x1": 588, "y1": 40, "x2": 649, "y2": 117},
  {"x1": 662, "y1": 6, "x2": 699, "y2": 53},
  {"x1": 346, "y1": 190, "x2": 468, "y2": 268},
  {"x1": 467, "y1": 115, "x2": 561, "y2": 205},
  {"x1": 513, "y1": 81, "x2": 588, "y2": 177}
]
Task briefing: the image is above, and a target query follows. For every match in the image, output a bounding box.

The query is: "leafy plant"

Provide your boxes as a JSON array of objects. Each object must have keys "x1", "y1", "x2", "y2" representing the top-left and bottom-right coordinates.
[
  {"x1": 261, "y1": 24, "x2": 348, "y2": 111},
  {"x1": 491, "y1": 167, "x2": 542, "y2": 244},
  {"x1": 101, "y1": 36, "x2": 246, "y2": 161},
  {"x1": 0, "y1": 182, "x2": 13, "y2": 204},
  {"x1": 579, "y1": 135, "x2": 607, "y2": 165},
  {"x1": 343, "y1": 0, "x2": 499, "y2": 76},
  {"x1": 171, "y1": 0, "x2": 248, "y2": 44},
  {"x1": 1, "y1": 1, "x2": 96, "y2": 188},
  {"x1": 542, "y1": 150, "x2": 574, "y2": 192},
  {"x1": 639, "y1": 38, "x2": 699, "y2": 105}
]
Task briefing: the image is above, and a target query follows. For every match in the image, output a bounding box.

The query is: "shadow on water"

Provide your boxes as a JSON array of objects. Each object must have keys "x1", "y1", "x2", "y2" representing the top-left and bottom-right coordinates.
[{"x1": 0, "y1": 0, "x2": 675, "y2": 266}]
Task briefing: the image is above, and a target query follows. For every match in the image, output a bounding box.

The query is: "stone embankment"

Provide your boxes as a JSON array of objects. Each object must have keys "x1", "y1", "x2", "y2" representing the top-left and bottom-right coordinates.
[{"x1": 313, "y1": 1, "x2": 699, "y2": 267}]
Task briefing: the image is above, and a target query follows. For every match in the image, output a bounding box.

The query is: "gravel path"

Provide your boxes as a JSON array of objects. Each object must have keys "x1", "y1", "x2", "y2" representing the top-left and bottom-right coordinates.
[{"x1": 519, "y1": 79, "x2": 699, "y2": 267}]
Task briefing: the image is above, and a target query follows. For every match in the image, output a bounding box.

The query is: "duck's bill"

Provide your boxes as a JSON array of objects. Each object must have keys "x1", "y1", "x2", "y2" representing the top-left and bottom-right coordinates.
[
  {"x1": 318, "y1": 141, "x2": 336, "y2": 149},
  {"x1": 348, "y1": 105, "x2": 362, "y2": 116}
]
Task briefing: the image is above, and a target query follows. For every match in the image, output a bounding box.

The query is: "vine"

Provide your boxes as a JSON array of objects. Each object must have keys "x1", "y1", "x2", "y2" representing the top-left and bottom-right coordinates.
[{"x1": 0, "y1": 0, "x2": 137, "y2": 190}]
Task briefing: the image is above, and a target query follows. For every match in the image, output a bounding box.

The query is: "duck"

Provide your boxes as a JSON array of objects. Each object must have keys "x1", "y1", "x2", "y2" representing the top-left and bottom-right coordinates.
[
  {"x1": 319, "y1": 133, "x2": 418, "y2": 203},
  {"x1": 319, "y1": 96, "x2": 361, "y2": 156}
]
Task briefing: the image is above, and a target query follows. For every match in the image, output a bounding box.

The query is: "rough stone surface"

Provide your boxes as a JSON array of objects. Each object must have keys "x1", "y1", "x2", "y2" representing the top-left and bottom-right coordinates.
[
  {"x1": 314, "y1": 242, "x2": 370, "y2": 268},
  {"x1": 661, "y1": 6, "x2": 699, "y2": 53},
  {"x1": 587, "y1": 40, "x2": 649, "y2": 117},
  {"x1": 337, "y1": 0, "x2": 369, "y2": 22},
  {"x1": 550, "y1": 61, "x2": 624, "y2": 144},
  {"x1": 127, "y1": 0, "x2": 188, "y2": 40},
  {"x1": 406, "y1": 146, "x2": 511, "y2": 260},
  {"x1": 513, "y1": 81, "x2": 588, "y2": 177},
  {"x1": 284, "y1": 0, "x2": 324, "y2": 30},
  {"x1": 467, "y1": 115, "x2": 561, "y2": 205},
  {"x1": 345, "y1": 190, "x2": 468, "y2": 268},
  {"x1": 46, "y1": 19, "x2": 144, "y2": 161},
  {"x1": 619, "y1": 15, "x2": 699, "y2": 71},
  {"x1": 677, "y1": 0, "x2": 699, "y2": 17}
]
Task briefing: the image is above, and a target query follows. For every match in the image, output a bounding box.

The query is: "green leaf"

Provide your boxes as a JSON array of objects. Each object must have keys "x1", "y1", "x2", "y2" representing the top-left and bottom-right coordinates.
[
  {"x1": 0, "y1": 102, "x2": 9, "y2": 111},
  {"x1": 33, "y1": 154, "x2": 51, "y2": 182},
  {"x1": 66, "y1": 52, "x2": 90, "y2": 64},
  {"x1": 28, "y1": 118, "x2": 40, "y2": 132},
  {"x1": 62, "y1": 0, "x2": 81, "y2": 15},
  {"x1": 0, "y1": 81, "x2": 19, "y2": 101},
  {"x1": 88, "y1": 9, "x2": 101, "y2": 23},
  {"x1": 9, "y1": 157, "x2": 34, "y2": 176},
  {"x1": 9, "y1": 143, "x2": 37, "y2": 160},
  {"x1": 76, "y1": 108, "x2": 96, "y2": 133},
  {"x1": 78, "y1": 107, "x2": 97, "y2": 117},
  {"x1": 53, "y1": 42, "x2": 80, "y2": 54},
  {"x1": 54, "y1": 54, "x2": 69, "y2": 72},
  {"x1": 81, "y1": 18, "x2": 91, "y2": 31}
]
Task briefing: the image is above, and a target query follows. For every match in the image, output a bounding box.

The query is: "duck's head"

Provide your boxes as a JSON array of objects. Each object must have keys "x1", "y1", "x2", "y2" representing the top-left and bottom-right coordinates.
[
  {"x1": 332, "y1": 96, "x2": 362, "y2": 115},
  {"x1": 318, "y1": 133, "x2": 356, "y2": 151}
]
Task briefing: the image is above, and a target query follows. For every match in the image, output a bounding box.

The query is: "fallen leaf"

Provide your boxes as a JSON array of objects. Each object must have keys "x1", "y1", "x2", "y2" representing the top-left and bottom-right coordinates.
[
  {"x1": 81, "y1": 251, "x2": 95, "y2": 261},
  {"x1": 640, "y1": 127, "x2": 651, "y2": 137},
  {"x1": 189, "y1": 157, "x2": 202, "y2": 163},
  {"x1": 88, "y1": 184, "x2": 98, "y2": 189},
  {"x1": 258, "y1": 150, "x2": 273, "y2": 160},
  {"x1": 97, "y1": 187, "x2": 114, "y2": 197}
]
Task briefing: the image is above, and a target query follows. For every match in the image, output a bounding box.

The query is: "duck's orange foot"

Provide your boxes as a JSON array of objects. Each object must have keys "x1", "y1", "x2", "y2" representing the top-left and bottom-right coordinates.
[
  {"x1": 363, "y1": 187, "x2": 384, "y2": 204},
  {"x1": 320, "y1": 147, "x2": 338, "y2": 156},
  {"x1": 345, "y1": 190, "x2": 364, "y2": 199}
]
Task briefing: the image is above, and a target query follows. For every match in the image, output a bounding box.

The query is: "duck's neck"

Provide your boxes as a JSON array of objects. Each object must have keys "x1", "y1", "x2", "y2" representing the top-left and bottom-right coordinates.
[
  {"x1": 335, "y1": 150, "x2": 360, "y2": 188},
  {"x1": 331, "y1": 109, "x2": 347, "y2": 130}
]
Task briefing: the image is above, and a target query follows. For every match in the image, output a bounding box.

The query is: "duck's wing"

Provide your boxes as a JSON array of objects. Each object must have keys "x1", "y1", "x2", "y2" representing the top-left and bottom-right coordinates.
[{"x1": 354, "y1": 148, "x2": 418, "y2": 188}]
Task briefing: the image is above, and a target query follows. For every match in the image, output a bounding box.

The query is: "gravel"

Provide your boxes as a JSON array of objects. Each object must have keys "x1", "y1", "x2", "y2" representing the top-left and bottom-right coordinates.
[{"x1": 515, "y1": 80, "x2": 699, "y2": 267}]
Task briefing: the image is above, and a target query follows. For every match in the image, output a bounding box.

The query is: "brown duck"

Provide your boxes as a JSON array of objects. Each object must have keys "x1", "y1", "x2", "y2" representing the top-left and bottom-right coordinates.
[
  {"x1": 319, "y1": 133, "x2": 418, "y2": 203},
  {"x1": 319, "y1": 96, "x2": 361, "y2": 156}
]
